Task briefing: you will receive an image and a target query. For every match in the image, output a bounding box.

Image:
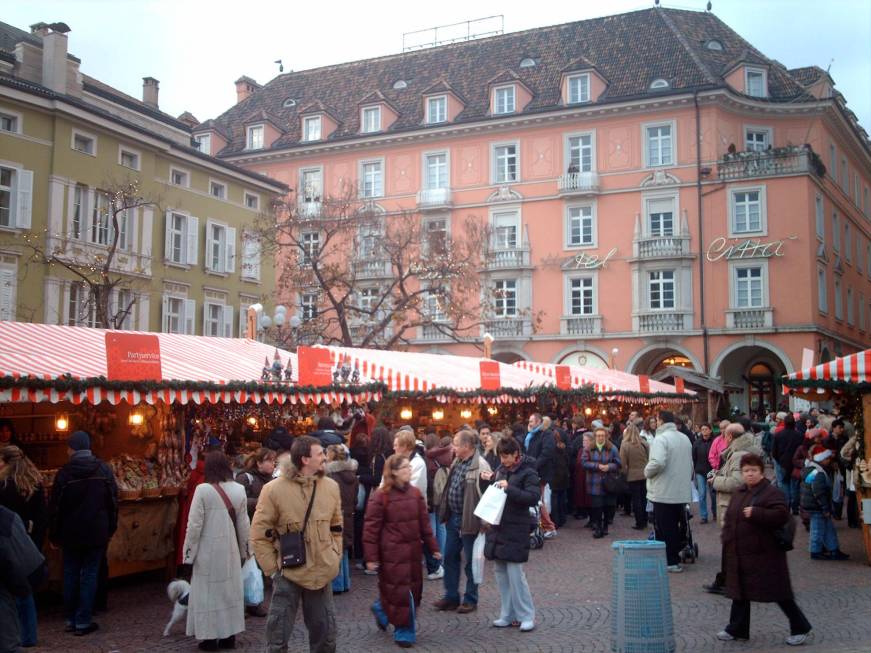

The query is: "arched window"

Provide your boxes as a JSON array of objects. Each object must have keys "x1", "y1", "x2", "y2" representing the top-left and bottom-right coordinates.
[
  {"x1": 519, "y1": 57, "x2": 536, "y2": 68},
  {"x1": 650, "y1": 78, "x2": 670, "y2": 90},
  {"x1": 392, "y1": 80, "x2": 408, "y2": 90},
  {"x1": 705, "y1": 40, "x2": 724, "y2": 51}
]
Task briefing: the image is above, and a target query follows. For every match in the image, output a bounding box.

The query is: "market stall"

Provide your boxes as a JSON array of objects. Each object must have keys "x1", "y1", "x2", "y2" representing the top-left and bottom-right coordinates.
[
  {"x1": 782, "y1": 348, "x2": 871, "y2": 565},
  {"x1": 0, "y1": 322, "x2": 381, "y2": 580}
]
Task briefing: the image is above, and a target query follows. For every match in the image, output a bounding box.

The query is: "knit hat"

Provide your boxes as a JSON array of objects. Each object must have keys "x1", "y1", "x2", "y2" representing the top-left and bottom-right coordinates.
[
  {"x1": 812, "y1": 449, "x2": 833, "y2": 463},
  {"x1": 68, "y1": 430, "x2": 90, "y2": 451},
  {"x1": 591, "y1": 419, "x2": 604, "y2": 429}
]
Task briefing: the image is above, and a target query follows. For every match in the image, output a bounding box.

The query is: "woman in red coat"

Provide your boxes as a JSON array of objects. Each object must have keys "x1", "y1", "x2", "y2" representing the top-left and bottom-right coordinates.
[{"x1": 364, "y1": 454, "x2": 440, "y2": 648}]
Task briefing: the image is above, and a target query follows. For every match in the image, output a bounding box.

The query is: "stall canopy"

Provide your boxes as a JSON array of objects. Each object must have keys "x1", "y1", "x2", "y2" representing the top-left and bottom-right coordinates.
[
  {"x1": 782, "y1": 349, "x2": 871, "y2": 396},
  {"x1": 322, "y1": 346, "x2": 556, "y2": 402},
  {"x1": 513, "y1": 361, "x2": 695, "y2": 403},
  {"x1": 0, "y1": 322, "x2": 381, "y2": 405}
]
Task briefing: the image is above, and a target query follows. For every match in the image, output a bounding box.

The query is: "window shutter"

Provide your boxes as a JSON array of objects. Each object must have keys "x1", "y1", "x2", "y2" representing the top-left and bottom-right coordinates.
[
  {"x1": 15, "y1": 169, "x2": 33, "y2": 229},
  {"x1": 202, "y1": 302, "x2": 209, "y2": 335},
  {"x1": 225, "y1": 226, "x2": 236, "y2": 274},
  {"x1": 223, "y1": 305, "x2": 233, "y2": 337},
  {"x1": 161, "y1": 295, "x2": 170, "y2": 332},
  {"x1": 204, "y1": 220, "x2": 215, "y2": 272},
  {"x1": 164, "y1": 211, "x2": 173, "y2": 261},
  {"x1": 250, "y1": 239, "x2": 261, "y2": 280},
  {"x1": 86, "y1": 189, "x2": 95, "y2": 243},
  {"x1": 186, "y1": 216, "x2": 199, "y2": 266},
  {"x1": 184, "y1": 299, "x2": 196, "y2": 335},
  {"x1": 238, "y1": 305, "x2": 248, "y2": 339},
  {"x1": 0, "y1": 266, "x2": 16, "y2": 321}
]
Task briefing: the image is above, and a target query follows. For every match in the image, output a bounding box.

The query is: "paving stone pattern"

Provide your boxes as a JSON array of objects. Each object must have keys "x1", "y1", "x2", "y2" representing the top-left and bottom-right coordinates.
[{"x1": 32, "y1": 512, "x2": 871, "y2": 652}]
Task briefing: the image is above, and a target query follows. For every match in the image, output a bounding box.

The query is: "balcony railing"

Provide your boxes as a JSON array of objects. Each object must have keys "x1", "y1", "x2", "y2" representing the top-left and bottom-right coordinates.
[
  {"x1": 636, "y1": 311, "x2": 689, "y2": 333},
  {"x1": 634, "y1": 235, "x2": 691, "y2": 259},
  {"x1": 298, "y1": 200, "x2": 322, "y2": 219},
  {"x1": 560, "y1": 315, "x2": 602, "y2": 337},
  {"x1": 417, "y1": 188, "x2": 452, "y2": 210},
  {"x1": 352, "y1": 258, "x2": 392, "y2": 279},
  {"x1": 725, "y1": 307, "x2": 773, "y2": 330},
  {"x1": 717, "y1": 146, "x2": 823, "y2": 182},
  {"x1": 557, "y1": 172, "x2": 600, "y2": 196},
  {"x1": 484, "y1": 246, "x2": 530, "y2": 270},
  {"x1": 484, "y1": 318, "x2": 532, "y2": 338},
  {"x1": 419, "y1": 323, "x2": 451, "y2": 340}
]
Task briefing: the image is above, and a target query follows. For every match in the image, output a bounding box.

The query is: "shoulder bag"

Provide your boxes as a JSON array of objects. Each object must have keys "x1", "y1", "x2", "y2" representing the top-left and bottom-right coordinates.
[{"x1": 280, "y1": 481, "x2": 317, "y2": 568}]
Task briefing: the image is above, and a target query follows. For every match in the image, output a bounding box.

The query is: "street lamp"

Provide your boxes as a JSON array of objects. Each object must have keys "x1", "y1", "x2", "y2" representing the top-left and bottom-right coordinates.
[{"x1": 247, "y1": 304, "x2": 303, "y2": 343}]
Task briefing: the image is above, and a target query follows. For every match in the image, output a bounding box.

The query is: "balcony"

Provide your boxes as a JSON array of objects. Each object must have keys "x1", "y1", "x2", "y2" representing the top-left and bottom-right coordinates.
[
  {"x1": 484, "y1": 318, "x2": 532, "y2": 338},
  {"x1": 419, "y1": 323, "x2": 452, "y2": 340},
  {"x1": 352, "y1": 258, "x2": 392, "y2": 279},
  {"x1": 560, "y1": 315, "x2": 603, "y2": 337},
  {"x1": 417, "y1": 188, "x2": 452, "y2": 211},
  {"x1": 717, "y1": 145, "x2": 824, "y2": 182},
  {"x1": 725, "y1": 307, "x2": 773, "y2": 330},
  {"x1": 557, "y1": 172, "x2": 600, "y2": 196},
  {"x1": 635, "y1": 311, "x2": 690, "y2": 333},
  {"x1": 633, "y1": 235, "x2": 691, "y2": 259},
  {"x1": 484, "y1": 246, "x2": 531, "y2": 270},
  {"x1": 297, "y1": 200, "x2": 322, "y2": 219}
]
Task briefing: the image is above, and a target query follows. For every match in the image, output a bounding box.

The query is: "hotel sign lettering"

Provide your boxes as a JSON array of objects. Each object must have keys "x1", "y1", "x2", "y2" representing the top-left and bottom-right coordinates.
[
  {"x1": 572, "y1": 247, "x2": 618, "y2": 270},
  {"x1": 705, "y1": 236, "x2": 797, "y2": 262}
]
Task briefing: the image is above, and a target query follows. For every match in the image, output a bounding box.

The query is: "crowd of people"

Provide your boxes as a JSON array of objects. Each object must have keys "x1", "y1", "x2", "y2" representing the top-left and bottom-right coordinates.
[{"x1": 0, "y1": 401, "x2": 861, "y2": 651}]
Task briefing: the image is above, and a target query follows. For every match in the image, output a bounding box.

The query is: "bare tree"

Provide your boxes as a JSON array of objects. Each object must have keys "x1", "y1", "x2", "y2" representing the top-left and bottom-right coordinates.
[
  {"x1": 254, "y1": 186, "x2": 497, "y2": 349},
  {"x1": 21, "y1": 178, "x2": 160, "y2": 329}
]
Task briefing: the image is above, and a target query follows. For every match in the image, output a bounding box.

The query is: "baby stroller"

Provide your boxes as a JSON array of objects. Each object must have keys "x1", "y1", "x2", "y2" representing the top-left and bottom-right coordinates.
[
  {"x1": 678, "y1": 504, "x2": 699, "y2": 564},
  {"x1": 529, "y1": 504, "x2": 544, "y2": 550}
]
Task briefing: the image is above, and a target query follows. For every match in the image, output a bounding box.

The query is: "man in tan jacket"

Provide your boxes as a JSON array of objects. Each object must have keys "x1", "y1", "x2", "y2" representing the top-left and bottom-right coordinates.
[{"x1": 251, "y1": 436, "x2": 343, "y2": 653}]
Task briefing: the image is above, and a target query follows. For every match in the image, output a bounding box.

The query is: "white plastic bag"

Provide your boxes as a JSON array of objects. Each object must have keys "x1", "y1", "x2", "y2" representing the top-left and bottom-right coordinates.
[
  {"x1": 474, "y1": 485, "x2": 507, "y2": 525},
  {"x1": 242, "y1": 556, "x2": 264, "y2": 606},
  {"x1": 471, "y1": 533, "x2": 486, "y2": 584},
  {"x1": 543, "y1": 483, "x2": 552, "y2": 514}
]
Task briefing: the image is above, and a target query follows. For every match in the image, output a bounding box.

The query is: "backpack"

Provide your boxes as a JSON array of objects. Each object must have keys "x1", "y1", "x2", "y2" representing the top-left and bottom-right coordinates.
[{"x1": 431, "y1": 463, "x2": 450, "y2": 509}]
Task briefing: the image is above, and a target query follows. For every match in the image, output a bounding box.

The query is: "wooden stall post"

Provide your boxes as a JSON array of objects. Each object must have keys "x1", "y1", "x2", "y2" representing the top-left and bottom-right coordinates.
[{"x1": 860, "y1": 393, "x2": 871, "y2": 566}]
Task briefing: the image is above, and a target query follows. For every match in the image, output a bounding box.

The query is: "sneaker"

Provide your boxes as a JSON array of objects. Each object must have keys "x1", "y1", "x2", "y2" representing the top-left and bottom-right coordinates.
[
  {"x1": 786, "y1": 631, "x2": 811, "y2": 646},
  {"x1": 716, "y1": 631, "x2": 735, "y2": 641},
  {"x1": 492, "y1": 618, "x2": 512, "y2": 628},
  {"x1": 542, "y1": 530, "x2": 557, "y2": 539},
  {"x1": 74, "y1": 623, "x2": 99, "y2": 637},
  {"x1": 666, "y1": 565, "x2": 683, "y2": 573},
  {"x1": 363, "y1": 568, "x2": 379, "y2": 575},
  {"x1": 426, "y1": 567, "x2": 445, "y2": 580},
  {"x1": 519, "y1": 621, "x2": 535, "y2": 632}
]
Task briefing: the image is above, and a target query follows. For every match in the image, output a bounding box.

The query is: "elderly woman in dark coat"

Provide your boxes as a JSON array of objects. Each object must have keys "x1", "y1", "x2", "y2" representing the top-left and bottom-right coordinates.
[
  {"x1": 717, "y1": 453, "x2": 812, "y2": 646},
  {"x1": 364, "y1": 454, "x2": 440, "y2": 648}
]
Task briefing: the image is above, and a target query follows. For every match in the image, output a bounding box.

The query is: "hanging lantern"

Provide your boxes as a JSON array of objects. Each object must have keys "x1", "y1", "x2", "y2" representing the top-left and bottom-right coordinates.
[
  {"x1": 459, "y1": 408, "x2": 473, "y2": 420},
  {"x1": 399, "y1": 407, "x2": 413, "y2": 420},
  {"x1": 128, "y1": 411, "x2": 145, "y2": 426},
  {"x1": 55, "y1": 413, "x2": 69, "y2": 432}
]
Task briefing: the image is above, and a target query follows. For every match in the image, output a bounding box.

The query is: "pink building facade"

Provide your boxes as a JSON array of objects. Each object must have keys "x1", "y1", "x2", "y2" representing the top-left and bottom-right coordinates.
[{"x1": 198, "y1": 7, "x2": 871, "y2": 416}]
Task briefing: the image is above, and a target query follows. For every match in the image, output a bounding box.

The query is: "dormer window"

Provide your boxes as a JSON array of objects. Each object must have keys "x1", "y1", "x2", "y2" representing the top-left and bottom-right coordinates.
[
  {"x1": 393, "y1": 80, "x2": 408, "y2": 90},
  {"x1": 195, "y1": 133, "x2": 211, "y2": 155},
  {"x1": 494, "y1": 86, "x2": 516, "y2": 115},
  {"x1": 426, "y1": 96, "x2": 447, "y2": 124},
  {"x1": 568, "y1": 74, "x2": 591, "y2": 104},
  {"x1": 303, "y1": 115, "x2": 322, "y2": 142},
  {"x1": 362, "y1": 106, "x2": 381, "y2": 133},
  {"x1": 520, "y1": 58, "x2": 536, "y2": 68},
  {"x1": 705, "y1": 40, "x2": 723, "y2": 51},
  {"x1": 745, "y1": 68, "x2": 767, "y2": 98},
  {"x1": 650, "y1": 78, "x2": 670, "y2": 90},
  {"x1": 246, "y1": 125, "x2": 264, "y2": 150},
  {"x1": 283, "y1": 98, "x2": 297, "y2": 108}
]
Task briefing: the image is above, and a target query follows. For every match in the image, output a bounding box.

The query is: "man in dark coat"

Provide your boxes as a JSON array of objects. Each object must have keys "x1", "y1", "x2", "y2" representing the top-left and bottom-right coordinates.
[
  {"x1": 522, "y1": 413, "x2": 557, "y2": 538},
  {"x1": 1, "y1": 506, "x2": 45, "y2": 653},
  {"x1": 771, "y1": 414, "x2": 804, "y2": 514},
  {"x1": 310, "y1": 418, "x2": 345, "y2": 448},
  {"x1": 49, "y1": 431, "x2": 118, "y2": 636},
  {"x1": 717, "y1": 453, "x2": 811, "y2": 645}
]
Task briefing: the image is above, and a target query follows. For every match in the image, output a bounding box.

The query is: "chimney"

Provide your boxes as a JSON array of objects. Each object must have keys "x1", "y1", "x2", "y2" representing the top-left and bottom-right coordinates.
[
  {"x1": 235, "y1": 76, "x2": 261, "y2": 104},
  {"x1": 39, "y1": 23, "x2": 70, "y2": 94},
  {"x1": 142, "y1": 77, "x2": 159, "y2": 109}
]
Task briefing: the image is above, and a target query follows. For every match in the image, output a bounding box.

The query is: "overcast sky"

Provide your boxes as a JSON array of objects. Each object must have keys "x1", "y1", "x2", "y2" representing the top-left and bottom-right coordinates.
[{"x1": 6, "y1": 0, "x2": 871, "y2": 130}]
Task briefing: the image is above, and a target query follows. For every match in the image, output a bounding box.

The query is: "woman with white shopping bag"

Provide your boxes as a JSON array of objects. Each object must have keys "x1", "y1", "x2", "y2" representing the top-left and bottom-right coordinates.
[{"x1": 479, "y1": 437, "x2": 541, "y2": 632}]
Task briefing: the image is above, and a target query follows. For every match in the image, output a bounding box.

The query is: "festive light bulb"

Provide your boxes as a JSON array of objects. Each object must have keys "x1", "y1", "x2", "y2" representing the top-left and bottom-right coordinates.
[
  {"x1": 128, "y1": 412, "x2": 144, "y2": 426},
  {"x1": 55, "y1": 414, "x2": 69, "y2": 432},
  {"x1": 432, "y1": 409, "x2": 445, "y2": 421},
  {"x1": 459, "y1": 408, "x2": 473, "y2": 419},
  {"x1": 584, "y1": 407, "x2": 593, "y2": 416},
  {"x1": 399, "y1": 407, "x2": 413, "y2": 420}
]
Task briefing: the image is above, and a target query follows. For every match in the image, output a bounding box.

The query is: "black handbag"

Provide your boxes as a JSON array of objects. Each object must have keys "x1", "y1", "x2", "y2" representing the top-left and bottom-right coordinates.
[
  {"x1": 280, "y1": 481, "x2": 317, "y2": 568},
  {"x1": 603, "y1": 472, "x2": 629, "y2": 495}
]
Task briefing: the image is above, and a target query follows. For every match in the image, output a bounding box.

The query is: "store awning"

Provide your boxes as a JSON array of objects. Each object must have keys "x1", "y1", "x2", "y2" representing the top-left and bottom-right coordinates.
[
  {"x1": 782, "y1": 348, "x2": 871, "y2": 396},
  {"x1": 0, "y1": 322, "x2": 381, "y2": 405}
]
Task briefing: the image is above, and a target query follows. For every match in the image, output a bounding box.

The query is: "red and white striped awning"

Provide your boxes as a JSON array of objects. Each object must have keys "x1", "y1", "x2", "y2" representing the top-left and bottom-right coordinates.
[
  {"x1": 322, "y1": 346, "x2": 553, "y2": 403},
  {"x1": 783, "y1": 349, "x2": 871, "y2": 395},
  {"x1": 0, "y1": 322, "x2": 380, "y2": 406},
  {"x1": 513, "y1": 361, "x2": 694, "y2": 403}
]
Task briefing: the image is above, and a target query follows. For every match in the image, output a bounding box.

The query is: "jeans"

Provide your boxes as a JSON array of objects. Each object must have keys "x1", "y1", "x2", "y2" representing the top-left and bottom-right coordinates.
[
  {"x1": 808, "y1": 512, "x2": 840, "y2": 554},
  {"x1": 493, "y1": 560, "x2": 535, "y2": 623},
  {"x1": 726, "y1": 599, "x2": 811, "y2": 639},
  {"x1": 442, "y1": 513, "x2": 478, "y2": 605},
  {"x1": 652, "y1": 502, "x2": 684, "y2": 566},
  {"x1": 62, "y1": 546, "x2": 104, "y2": 629},
  {"x1": 331, "y1": 549, "x2": 351, "y2": 593},
  {"x1": 424, "y1": 512, "x2": 445, "y2": 574},
  {"x1": 372, "y1": 591, "x2": 416, "y2": 644},
  {"x1": 16, "y1": 594, "x2": 38, "y2": 647},
  {"x1": 695, "y1": 474, "x2": 712, "y2": 521},
  {"x1": 266, "y1": 576, "x2": 336, "y2": 653},
  {"x1": 551, "y1": 489, "x2": 568, "y2": 528},
  {"x1": 629, "y1": 480, "x2": 648, "y2": 528},
  {"x1": 775, "y1": 463, "x2": 793, "y2": 508}
]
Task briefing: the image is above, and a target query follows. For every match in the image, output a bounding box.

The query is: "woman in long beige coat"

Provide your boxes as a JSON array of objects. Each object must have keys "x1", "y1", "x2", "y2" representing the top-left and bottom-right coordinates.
[{"x1": 183, "y1": 451, "x2": 251, "y2": 651}]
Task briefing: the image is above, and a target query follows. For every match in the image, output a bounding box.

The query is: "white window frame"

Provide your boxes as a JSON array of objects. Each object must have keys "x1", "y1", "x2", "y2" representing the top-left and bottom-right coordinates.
[
  {"x1": 300, "y1": 230, "x2": 320, "y2": 265},
  {"x1": 745, "y1": 67, "x2": 768, "y2": 98},
  {"x1": 834, "y1": 275, "x2": 843, "y2": 320},
  {"x1": 815, "y1": 194, "x2": 824, "y2": 242},
  {"x1": 642, "y1": 120, "x2": 675, "y2": 168},
  {"x1": 246, "y1": 124, "x2": 265, "y2": 150},
  {"x1": 209, "y1": 179, "x2": 227, "y2": 200},
  {"x1": 359, "y1": 159, "x2": 384, "y2": 198},
  {"x1": 118, "y1": 145, "x2": 141, "y2": 171},
  {"x1": 423, "y1": 215, "x2": 450, "y2": 255},
  {"x1": 361, "y1": 105, "x2": 382, "y2": 134},
  {"x1": 491, "y1": 142, "x2": 520, "y2": 184},
  {"x1": 729, "y1": 260, "x2": 769, "y2": 309},
  {"x1": 161, "y1": 291, "x2": 194, "y2": 335},
  {"x1": 565, "y1": 131, "x2": 595, "y2": 173},
  {"x1": 70, "y1": 183, "x2": 86, "y2": 239},
  {"x1": 299, "y1": 166, "x2": 324, "y2": 203},
  {"x1": 728, "y1": 185, "x2": 767, "y2": 236},
  {"x1": 642, "y1": 191, "x2": 679, "y2": 238},
  {"x1": 647, "y1": 269, "x2": 677, "y2": 310},
  {"x1": 241, "y1": 234, "x2": 261, "y2": 281},
  {"x1": 492, "y1": 278, "x2": 518, "y2": 317},
  {"x1": 565, "y1": 272, "x2": 597, "y2": 316},
  {"x1": 0, "y1": 165, "x2": 30, "y2": 230},
  {"x1": 244, "y1": 192, "x2": 260, "y2": 211},
  {"x1": 71, "y1": 128, "x2": 97, "y2": 156},
  {"x1": 422, "y1": 150, "x2": 450, "y2": 190},
  {"x1": 88, "y1": 190, "x2": 112, "y2": 246},
  {"x1": 169, "y1": 166, "x2": 190, "y2": 188},
  {"x1": 303, "y1": 115, "x2": 322, "y2": 142},
  {"x1": 0, "y1": 108, "x2": 22, "y2": 134},
  {"x1": 426, "y1": 95, "x2": 447, "y2": 124},
  {"x1": 206, "y1": 221, "x2": 229, "y2": 274},
  {"x1": 65, "y1": 281, "x2": 97, "y2": 328},
  {"x1": 565, "y1": 202, "x2": 597, "y2": 249},
  {"x1": 817, "y1": 266, "x2": 828, "y2": 314},
  {"x1": 494, "y1": 85, "x2": 516, "y2": 115},
  {"x1": 165, "y1": 210, "x2": 198, "y2": 267},
  {"x1": 301, "y1": 292, "x2": 318, "y2": 322},
  {"x1": 490, "y1": 208, "x2": 521, "y2": 250},
  {"x1": 744, "y1": 125, "x2": 772, "y2": 152},
  {"x1": 194, "y1": 133, "x2": 211, "y2": 155},
  {"x1": 567, "y1": 73, "x2": 591, "y2": 104}
]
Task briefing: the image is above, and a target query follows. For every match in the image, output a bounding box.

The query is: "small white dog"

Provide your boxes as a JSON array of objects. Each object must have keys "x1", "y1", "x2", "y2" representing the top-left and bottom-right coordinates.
[{"x1": 163, "y1": 579, "x2": 191, "y2": 636}]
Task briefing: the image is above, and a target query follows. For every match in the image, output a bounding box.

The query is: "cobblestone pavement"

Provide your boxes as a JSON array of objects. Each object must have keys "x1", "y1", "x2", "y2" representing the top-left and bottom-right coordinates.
[{"x1": 31, "y1": 510, "x2": 871, "y2": 653}]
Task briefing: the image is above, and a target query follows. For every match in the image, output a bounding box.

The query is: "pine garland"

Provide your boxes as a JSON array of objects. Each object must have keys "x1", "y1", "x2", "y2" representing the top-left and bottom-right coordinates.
[{"x1": 781, "y1": 378, "x2": 871, "y2": 394}]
